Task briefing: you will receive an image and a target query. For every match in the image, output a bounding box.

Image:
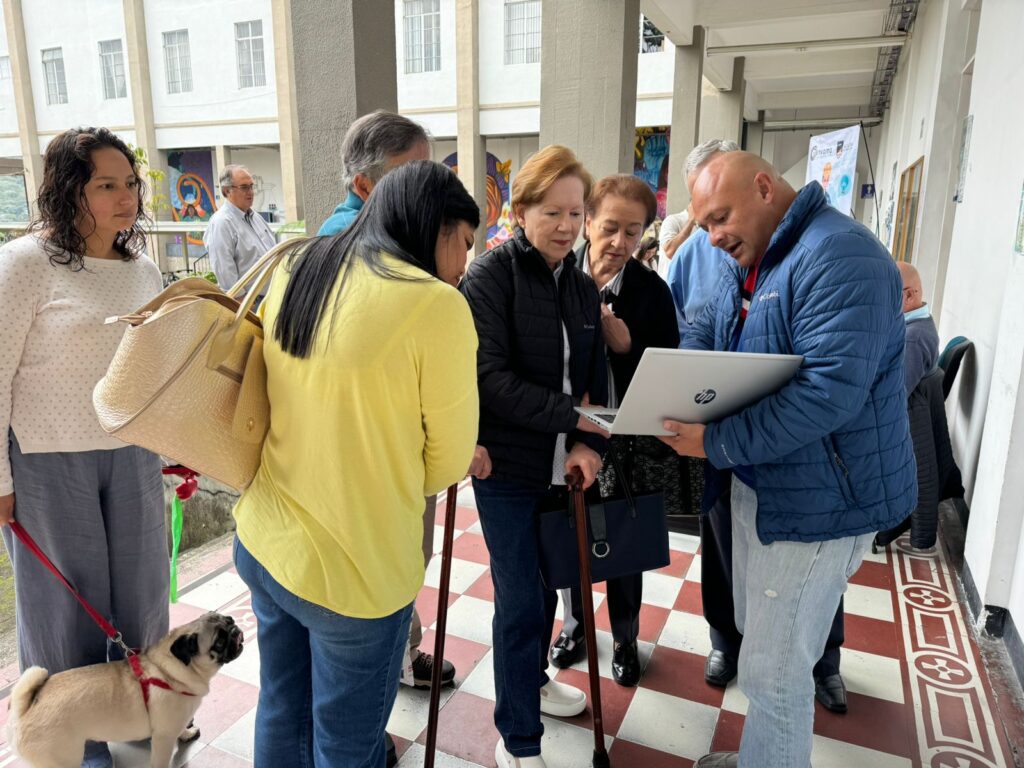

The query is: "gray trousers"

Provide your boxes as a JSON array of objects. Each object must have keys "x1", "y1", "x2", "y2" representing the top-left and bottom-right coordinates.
[{"x1": 2, "y1": 432, "x2": 168, "y2": 677}]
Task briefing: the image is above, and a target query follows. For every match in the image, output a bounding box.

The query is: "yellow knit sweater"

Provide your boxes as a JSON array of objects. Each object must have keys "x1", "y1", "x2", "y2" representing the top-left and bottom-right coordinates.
[{"x1": 234, "y1": 253, "x2": 479, "y2": 618}]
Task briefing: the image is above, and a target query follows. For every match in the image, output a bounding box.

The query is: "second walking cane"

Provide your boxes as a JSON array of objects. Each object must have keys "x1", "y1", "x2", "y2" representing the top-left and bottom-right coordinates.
[
  {"x1": 424, "y1": 484, "x2": 460, "y2": 768},
  {"x1": 567, "y1": 468, "x2": 611, "y2": 768}
]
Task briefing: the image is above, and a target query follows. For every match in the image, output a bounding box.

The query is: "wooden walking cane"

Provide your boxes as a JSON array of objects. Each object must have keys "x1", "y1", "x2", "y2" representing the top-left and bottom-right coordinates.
[
  {"x1": 567, "y1": 468, "x2": 612, "y2": 768},
  {"x1": 424, "y1": 484, "x2": 459, "y2": 767}
]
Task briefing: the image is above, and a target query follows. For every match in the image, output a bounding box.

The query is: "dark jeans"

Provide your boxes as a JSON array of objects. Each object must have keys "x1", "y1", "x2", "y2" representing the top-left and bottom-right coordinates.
[
  {"x1": 701, "y1": 492, "x2": 845, "y2": 678},
  {"x1": 472, "y1": 477, "x2": 561, "y2": 758}
]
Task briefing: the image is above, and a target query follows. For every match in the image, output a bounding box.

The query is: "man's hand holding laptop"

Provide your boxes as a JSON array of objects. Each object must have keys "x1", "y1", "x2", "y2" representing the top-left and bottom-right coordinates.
[{"x1": 658, "y1": 421, "x2": 707, "y2": 458}]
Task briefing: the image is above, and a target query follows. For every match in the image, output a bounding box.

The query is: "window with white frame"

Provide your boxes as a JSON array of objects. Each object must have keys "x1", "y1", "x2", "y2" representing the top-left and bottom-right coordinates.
[
  {"x1": 640, "y1": 16, "x2": 665, "y2": 53},
  {"x1": 0, "y1": 57, "x2": 11, "y2": 80},
  {"x1": 504, "y1": 0, "x2": 541, "y2": 65},
  {"x1": 99, "y1": 39, "x2": 127, "y2": 99},
  {"x1": 41, "y1": 48, "x2": 68, "y2": 105},
  {"x1": 403, "y1": 0, "x2": 441, "y2": 74},
  {"x1": 235, "y1": 20, "x2": 267, "y2": 88},
  {"x1": 162, "y1": 29, "x2": 193, "y2": 94}
]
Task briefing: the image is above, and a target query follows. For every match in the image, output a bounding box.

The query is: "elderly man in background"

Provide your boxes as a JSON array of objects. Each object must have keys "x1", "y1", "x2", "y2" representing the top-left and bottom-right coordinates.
[
  {"x1": 664, "y1": 140, "x2": 739, "y2": 337},
  {"x1": 204, "y1": 164, "x2": 277, "y2": 291},
  {"x1": 318, "y1": 110, "x2": 431, "y2": 236},
  {"x1": 662, "y1": 151, "x2": 916, "y2": 768},
  {"x1": 898, "y1": 261, "x2": 939, "y2": 396}
]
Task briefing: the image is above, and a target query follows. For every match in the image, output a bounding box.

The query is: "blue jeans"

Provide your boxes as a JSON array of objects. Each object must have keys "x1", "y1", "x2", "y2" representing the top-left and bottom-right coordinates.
[
  {"x1": 472, "y1": 477, "x2": 560, "y2": 758},
  {"x1": 731, "y1": 479, "x2": 873, "y2": 768},
  {"x1": 234, "y1": 538, "x2": 413, "y2": 768}
]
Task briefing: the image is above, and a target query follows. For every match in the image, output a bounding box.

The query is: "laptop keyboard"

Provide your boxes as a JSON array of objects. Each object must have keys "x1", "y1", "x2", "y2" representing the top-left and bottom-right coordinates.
[{"x1": 595, "y1": 413, "x2": 616, "y2": 423}]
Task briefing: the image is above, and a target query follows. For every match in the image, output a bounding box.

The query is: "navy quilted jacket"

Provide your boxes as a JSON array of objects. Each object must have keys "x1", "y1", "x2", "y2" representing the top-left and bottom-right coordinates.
[
  {"x1": 460, "y1": 227, "x2": 608, "y2": 489},
  {"x1": 683, "y1": 183, "x2": 917, "y2": 543}
]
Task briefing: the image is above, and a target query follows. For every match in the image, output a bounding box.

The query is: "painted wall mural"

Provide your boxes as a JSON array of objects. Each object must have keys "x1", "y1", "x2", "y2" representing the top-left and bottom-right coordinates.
[
  {"x1": 634, "y1": 127, "x2": 671, "y2": 220},
  {"x1": 442, "y1": 151, "x2": 513, "y2": 249},
  {"x1": 167, "y1": 150, "x2": 217, "y2": 247}
]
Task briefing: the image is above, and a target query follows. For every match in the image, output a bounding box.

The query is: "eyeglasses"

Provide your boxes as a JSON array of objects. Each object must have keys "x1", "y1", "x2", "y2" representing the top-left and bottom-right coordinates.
[{"x1": 232, "y1": 184, "x2": 256, "y2": 193}]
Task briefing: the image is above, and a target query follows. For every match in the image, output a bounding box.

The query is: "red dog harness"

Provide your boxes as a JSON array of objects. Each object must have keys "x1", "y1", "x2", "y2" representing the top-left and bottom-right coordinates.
[
  {"x1": 127, "y1": 654, "x2": 195, "y2": 706},
  {"x1": 9, "y1": 520, "x2": 195, "y2": 709}
]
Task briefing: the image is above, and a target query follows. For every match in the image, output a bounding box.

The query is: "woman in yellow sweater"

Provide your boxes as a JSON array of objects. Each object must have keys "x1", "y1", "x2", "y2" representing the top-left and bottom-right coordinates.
[{"x1": 233, "y1": 161, "x2": 480, "y2": 767}]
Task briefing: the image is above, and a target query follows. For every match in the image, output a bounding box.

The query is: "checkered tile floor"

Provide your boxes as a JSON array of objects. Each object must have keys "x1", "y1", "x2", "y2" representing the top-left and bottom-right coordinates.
[{"x1": 1, "y1": 483, "x2": 1018, "y2": 767}]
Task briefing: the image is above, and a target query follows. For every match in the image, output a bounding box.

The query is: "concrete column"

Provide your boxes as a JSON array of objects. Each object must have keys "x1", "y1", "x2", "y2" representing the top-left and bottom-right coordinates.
[
  {"x1": 214, "y1": 145, "x2": 233, "y2": 177},
  {"x1": 539, "y1": 0, "x2": 640, "y2": 180},
  {"x1": 665, "y1": 25, "x2": 705, "y2": 216},
  {"x1": 745, "y1": 113, "x2": 764, "y2": 156},
  {"x1": 761, "y1": 130, "x2": 778, "y2": 166},
  {"x1": 283, "y1": 0, "x2": 397, "y2": 234},
  {"x1": 455, "y1": 0, "x2": 486, "y2": 255},
  {"x1": 2, "y1": 0, "x2": 42, "y2": 218},
  {"x1": 699, "y1": 56, "x2": 746, "y2": 145},
  {"x1": 122, "y1": 0, "x2": 167, "y2": 265},
  {"x1": 271, "y1": 0, "x2": 304, "y2": 224}
]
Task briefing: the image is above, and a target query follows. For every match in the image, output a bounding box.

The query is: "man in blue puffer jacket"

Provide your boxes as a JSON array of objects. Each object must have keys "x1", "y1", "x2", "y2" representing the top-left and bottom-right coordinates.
[{"x1": 661, "y1": 152, "x2": 916, "y2": 768}]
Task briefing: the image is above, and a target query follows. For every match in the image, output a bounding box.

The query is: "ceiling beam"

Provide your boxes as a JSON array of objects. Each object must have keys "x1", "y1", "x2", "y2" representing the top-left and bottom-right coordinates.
[
  {"x1": 641, "y1": 0, "x2": 697, "y2": 46},
  {"x1": 757, "y1": 86, "x2": 872, "y2": 110},
  {"x1": 696, "y1": 0, "x2": 887, "y2": 28},
  {"x1": 743, "y1": 49, "x2": 879, "y2": 80}
]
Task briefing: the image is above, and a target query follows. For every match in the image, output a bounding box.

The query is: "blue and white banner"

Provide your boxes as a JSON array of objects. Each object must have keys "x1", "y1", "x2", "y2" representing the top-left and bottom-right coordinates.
[{"x1": 806, "y1": 125, "x2": 860, "y2": 215}]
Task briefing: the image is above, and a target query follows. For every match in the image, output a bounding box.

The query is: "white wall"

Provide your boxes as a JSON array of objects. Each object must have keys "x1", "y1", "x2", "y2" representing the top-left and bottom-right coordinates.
[
  {"x1": 22, "y1": 0, "x2": 134, "y2": 139},
  {"x1": 937, "y1": 0, "x2": 1024, "y2": 624},
  {"x1": 397, "y1": 1, "x2": 675, "y2": 136},
  {"x1": 229, "y1": 145, "x2": 285, "y2": 221},
  {"x1": 143, "y1": 0, "x2": 278, "y2": 149}
]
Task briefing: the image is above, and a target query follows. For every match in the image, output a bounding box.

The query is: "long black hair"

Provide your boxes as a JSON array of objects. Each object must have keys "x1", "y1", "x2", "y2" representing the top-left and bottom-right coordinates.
[
  {"x1": 30, "y1": 127, "x2": 149, "y2": 270},
  {"x1": 274, "y1": 160, "x2": 480, "y2": 359}
]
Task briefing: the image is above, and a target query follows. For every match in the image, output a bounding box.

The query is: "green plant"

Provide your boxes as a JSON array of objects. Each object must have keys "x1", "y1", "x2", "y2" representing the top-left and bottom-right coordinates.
[{"x1": 129, "y1": 145, "x2": 171, "y2": 218}]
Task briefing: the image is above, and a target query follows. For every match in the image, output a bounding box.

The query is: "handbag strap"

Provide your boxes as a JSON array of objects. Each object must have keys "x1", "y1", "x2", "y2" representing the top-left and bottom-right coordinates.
[
  {"x1": 607, "y1": 441, "x2": 637, "y2": 516},
  {"x1": 208, "y1": 237, "x2": 308, "y2": 366}
]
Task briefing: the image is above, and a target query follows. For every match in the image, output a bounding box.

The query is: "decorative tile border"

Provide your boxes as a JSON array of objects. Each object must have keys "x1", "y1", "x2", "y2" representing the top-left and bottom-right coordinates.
[{"x1": 891, "y1": 536, "x2": 1013, "y2": 767}]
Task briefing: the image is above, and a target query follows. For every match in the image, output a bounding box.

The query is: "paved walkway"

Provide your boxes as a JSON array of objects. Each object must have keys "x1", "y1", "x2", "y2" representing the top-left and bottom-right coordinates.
[{"x1": 0, "y1": 484, "x2": 1019, "y2": 767}]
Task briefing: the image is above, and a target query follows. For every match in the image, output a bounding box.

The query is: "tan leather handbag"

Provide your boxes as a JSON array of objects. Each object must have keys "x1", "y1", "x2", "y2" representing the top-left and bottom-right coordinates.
[{"x1": 93, "y1": 238, "x2": 307, "y2": 492}]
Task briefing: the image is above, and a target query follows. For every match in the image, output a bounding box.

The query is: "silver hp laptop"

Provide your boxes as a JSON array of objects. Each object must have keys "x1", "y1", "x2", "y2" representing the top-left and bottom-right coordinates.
[{"x1": 576, "y1": 349, "x2": 803, "y2": 436}]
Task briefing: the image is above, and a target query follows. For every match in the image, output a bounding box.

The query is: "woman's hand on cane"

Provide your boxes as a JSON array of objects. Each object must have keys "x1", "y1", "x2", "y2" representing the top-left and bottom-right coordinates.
[{"x1": 565, "y1": 443, "x2": 602, "y2": 489}]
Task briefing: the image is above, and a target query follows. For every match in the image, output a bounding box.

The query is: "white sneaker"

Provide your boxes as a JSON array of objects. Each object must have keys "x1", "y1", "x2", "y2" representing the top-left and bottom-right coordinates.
[
  {"x1": 539, "y1": 678, "x2": 587, "y2": 717},
  {"x1": 495, "y1": 740, "x2": 548, "y2": 768}
]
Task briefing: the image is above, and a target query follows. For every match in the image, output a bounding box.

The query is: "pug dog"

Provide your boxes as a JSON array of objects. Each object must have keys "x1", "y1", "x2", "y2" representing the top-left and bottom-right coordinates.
[{"x1": 6, "y1": 612, "x2": 244, "y2": 768}]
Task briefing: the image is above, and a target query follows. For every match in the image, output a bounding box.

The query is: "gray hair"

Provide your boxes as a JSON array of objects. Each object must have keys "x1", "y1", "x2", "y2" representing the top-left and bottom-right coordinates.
[
  {"x1": 219, "y1": 164, "x2": 250, "y2": 195},
  {"x1": 340, "y1": 110, "x2": 430, "y2": 191},
  {"x1": 685, "y1": 139, "x2": 741, "y2": 177}
]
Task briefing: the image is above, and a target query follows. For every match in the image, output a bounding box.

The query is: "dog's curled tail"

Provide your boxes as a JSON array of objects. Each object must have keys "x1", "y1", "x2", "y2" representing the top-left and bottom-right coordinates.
[{"x1": 5, "y1": 666, "x2": 49, "y2": 748}]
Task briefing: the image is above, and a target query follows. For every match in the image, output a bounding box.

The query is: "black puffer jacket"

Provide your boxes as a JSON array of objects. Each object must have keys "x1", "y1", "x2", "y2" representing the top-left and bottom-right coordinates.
[{"x1": 460, "y1": 227, "x2": 609, "y2": 489}]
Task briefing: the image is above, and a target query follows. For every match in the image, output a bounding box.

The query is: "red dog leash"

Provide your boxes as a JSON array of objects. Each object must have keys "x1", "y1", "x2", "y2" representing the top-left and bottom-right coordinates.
[{"x1": 7, "y1": 520, "x2": 195, "y2": 705}]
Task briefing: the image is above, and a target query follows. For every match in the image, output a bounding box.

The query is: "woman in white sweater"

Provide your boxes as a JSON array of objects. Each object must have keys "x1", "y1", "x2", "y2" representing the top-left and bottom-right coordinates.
[{"x1": 0, "y1": 128, "x2": 167, "y2": 768}]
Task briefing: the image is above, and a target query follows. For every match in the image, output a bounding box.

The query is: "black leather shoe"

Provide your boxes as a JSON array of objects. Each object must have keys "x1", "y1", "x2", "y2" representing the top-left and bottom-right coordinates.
[
  {"x1": 549, "y1": 631, "x2": 586, "y2": 669},
  {"x1": 704, "y1": 649, "x2": 737, "y2": 687},
  {"x1": 815, "y1": 673, "x2": 848, "y2": 714},
  {"x1": 386, "y1": 732, "x2": 398, "y2": 768},
  {"x1": 612, "y1": 640, "x2": 641, "y2": 687}
]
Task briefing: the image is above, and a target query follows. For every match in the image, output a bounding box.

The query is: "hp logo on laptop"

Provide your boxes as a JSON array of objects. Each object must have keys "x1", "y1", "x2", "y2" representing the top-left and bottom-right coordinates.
[{"x1": 695, "y1": 389, "x2": 717, "y2": 405}]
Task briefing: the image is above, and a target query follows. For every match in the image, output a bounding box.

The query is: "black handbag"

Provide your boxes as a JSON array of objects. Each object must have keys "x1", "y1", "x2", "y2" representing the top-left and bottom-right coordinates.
[
  {"x1": 537, "y1": 452, "x2": 671, "y2": 591},
  {"x1": 597, "y1": 435, "x2": 705, "y2": 518}
]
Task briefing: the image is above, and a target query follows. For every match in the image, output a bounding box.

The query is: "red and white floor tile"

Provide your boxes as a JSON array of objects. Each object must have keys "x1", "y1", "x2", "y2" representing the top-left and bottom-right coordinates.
[{"x1": 1, "y1": 484, "x2": 1018, "y2": 767}]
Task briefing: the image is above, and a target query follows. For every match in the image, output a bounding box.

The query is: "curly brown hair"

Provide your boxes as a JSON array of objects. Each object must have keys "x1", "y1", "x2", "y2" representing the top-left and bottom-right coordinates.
[{"x1": 30, "y1": 127, "x2": 150, "y2": 270}]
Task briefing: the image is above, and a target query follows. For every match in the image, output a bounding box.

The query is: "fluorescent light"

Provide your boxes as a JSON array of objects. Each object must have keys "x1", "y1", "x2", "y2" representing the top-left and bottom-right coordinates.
[
  {"x1": 763, "y1": 117, "x2": 882, "y2": 132},
  {"x1": 707, "y1": 35, "x2": 906, "y2": 57}
]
